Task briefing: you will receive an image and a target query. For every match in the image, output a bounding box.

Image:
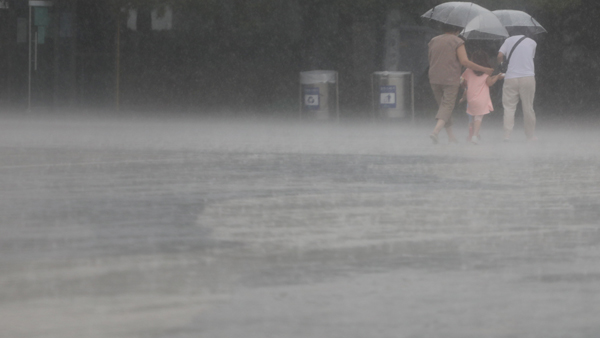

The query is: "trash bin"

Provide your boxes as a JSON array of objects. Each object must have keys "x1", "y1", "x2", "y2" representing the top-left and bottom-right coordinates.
[
  {"x1": 371, "y1": 71, "x2": 414, "y2": 120},
  {"x1": 299, "y1": 70, "x2": 339, "y2": 120}
]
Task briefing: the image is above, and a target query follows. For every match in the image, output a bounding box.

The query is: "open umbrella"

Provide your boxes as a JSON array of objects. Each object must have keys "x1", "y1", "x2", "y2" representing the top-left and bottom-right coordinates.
[
  {"x1": 460, "y1": 11, "x2": 509, "y2": 40},
  {"x1": 492, "y1": 10, "x2": 547, "y2": 36},
  {"x1": 421, "y1": 2, "x2": 493, "y2": 29}
]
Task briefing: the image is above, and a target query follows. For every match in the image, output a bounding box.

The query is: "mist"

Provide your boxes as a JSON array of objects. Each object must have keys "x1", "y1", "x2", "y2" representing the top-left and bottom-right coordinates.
[
  {"x1": 1, "y1": 111, "x2": 600, "y2": 337},
  {"x1": 2, "y1": 0, "x2": 600, "y2": 337}
]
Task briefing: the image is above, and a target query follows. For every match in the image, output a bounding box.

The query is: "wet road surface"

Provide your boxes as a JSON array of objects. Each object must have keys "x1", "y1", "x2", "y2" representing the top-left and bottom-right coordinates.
[{"x1": 1, "y1": 113, "x2": 599, "y2": 337}]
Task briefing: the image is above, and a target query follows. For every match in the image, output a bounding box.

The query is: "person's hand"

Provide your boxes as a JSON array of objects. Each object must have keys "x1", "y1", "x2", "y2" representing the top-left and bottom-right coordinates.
[
  {"x1": 498, "y1": 73, "x2": 505, "y2": 80},
  {"x1": 484, "y1": 67, "x2": 494, "y2": 76}
]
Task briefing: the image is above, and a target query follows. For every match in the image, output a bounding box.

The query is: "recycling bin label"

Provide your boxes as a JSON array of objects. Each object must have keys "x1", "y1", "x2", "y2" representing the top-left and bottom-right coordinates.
[
  {"x1": 380, "y1": 85, "x2": 396, "y2": 108},
  {"x1": 304, "y1": 88, "x2": 320, "y2": 110}
]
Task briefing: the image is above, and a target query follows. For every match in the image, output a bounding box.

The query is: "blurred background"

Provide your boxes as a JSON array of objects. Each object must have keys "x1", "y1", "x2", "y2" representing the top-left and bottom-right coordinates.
[{"x1": 0, "y1": 0, "x2": 597, "y2": 117}]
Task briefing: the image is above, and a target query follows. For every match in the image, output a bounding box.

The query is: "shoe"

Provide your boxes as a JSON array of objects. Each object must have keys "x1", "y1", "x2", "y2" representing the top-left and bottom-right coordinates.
[
  {"x1": 471, "y1": 135, "x2": 479, "y2": 144},
  {"x1": 449, "y1": 137, "x2": 458, "y2": 144},
  {"x1": 430, "y1": 133, "x2": 439, "y2": 144}
]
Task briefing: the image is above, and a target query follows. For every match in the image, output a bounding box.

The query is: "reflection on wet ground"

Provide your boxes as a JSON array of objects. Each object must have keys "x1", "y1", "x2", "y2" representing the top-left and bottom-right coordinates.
[{"x1": 1, "y1": 114, "x2": 600, "y2": 337}]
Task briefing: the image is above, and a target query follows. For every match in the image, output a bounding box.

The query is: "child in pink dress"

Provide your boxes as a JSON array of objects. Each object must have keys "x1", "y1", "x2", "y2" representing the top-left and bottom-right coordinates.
[{"x1": 460, "y1": 50, "x2": 504, "y2": 144}]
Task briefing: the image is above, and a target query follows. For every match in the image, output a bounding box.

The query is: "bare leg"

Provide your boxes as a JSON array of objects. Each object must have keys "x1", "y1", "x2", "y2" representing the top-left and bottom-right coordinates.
[
  {"x1": 446, "y1": 125, "x2": 457, "y2": 143},
  {"x1": 468, "y1": 122, "x2": 474, "y2": 141},
  {"x1": 430, "y1": 119, "x2": 445, "y2": 144},
  {"x1": 430, "y1": 84, "x2": 459, "y2": 144},
  {"x1": 473, "y1": 119, "x2": 482, "y2": 138},
  {"x1": 432, "y1": 119, "x2": 446, "y2": 135}
]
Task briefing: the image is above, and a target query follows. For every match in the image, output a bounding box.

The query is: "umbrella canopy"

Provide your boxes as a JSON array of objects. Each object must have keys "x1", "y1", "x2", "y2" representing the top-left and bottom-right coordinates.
[
  {"x1": 421, "y1": 2, "x2": 493, "y2": 29},
  {"x1": 492, "y1": 10, "x2": 547, "y2": 36},
  {"x1": 460, "y1": 11, "x2": 509, "y2": 40}
]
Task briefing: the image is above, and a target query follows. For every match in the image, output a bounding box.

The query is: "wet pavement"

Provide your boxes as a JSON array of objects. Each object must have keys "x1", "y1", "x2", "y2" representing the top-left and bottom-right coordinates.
[{"x1": 1, "y1": 113, "x2": 599, "y2": 337}]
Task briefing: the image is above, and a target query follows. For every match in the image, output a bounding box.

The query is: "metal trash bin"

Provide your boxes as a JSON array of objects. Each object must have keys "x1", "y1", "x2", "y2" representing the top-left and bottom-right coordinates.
[
  {"x1": 299, "y1": 70, "x2": 339, "y2": 120},
  {"x1": 371, "y1": 71, "x2": 414, "y2": 120}
]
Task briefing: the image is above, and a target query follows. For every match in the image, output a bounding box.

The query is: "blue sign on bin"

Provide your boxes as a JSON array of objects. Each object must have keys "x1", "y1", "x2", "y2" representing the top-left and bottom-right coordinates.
[
  {"x1": 380, "y1": 85, "x2": 396, "y2": 108},
  {"x1": 304, "y1": 87, "x2": 320, "y2": 110}
]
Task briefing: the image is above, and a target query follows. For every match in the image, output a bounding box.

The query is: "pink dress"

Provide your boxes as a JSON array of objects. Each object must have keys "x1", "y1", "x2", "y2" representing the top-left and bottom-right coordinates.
[{"x1": 462, "y1": 68, "x2": 493, "y2": 116}]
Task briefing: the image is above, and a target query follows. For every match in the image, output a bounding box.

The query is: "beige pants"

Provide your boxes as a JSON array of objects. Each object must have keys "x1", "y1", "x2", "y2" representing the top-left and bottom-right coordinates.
[
  {"x1": 431, "y1": 84, "x2": 460, "y2": 127},
  {"x1": 502, "y1": 77, "x2": 536, "y2": 139}
]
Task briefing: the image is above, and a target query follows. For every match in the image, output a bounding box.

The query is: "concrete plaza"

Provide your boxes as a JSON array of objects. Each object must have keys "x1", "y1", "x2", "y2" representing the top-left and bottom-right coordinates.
[{"x1": 1, "y1": 112, "x2": 599, "y2": 337}]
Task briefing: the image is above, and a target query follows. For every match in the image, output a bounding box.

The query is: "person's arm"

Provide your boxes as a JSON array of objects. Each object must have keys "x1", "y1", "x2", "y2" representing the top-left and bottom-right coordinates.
[
  {"x1": 497, "y1": 52, "x2": 505, "y2": 65},
  {"x1": 486, "y1": 73, "x2": 505, "y2": 87},
  {"x1": 458, "y1": 75, "x2": 467, "y2": 103},
  {"x1": 459, "y1": 87, "x2": 467, "y2": 103},
  {"x1": 457, "y1": 45, "x2": 493, "y2": 75}
]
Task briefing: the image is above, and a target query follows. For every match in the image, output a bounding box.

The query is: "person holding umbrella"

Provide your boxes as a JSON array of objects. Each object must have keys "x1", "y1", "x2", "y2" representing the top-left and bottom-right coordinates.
[
  {"x1": 494, "y1": 10, "x2": 545, "y2": 142},
  {"x1": 428, "y1": 24, "x2": 494, "y2": 144},
  {"x1": 497, "y1": 32, "x2": 538, "y2": 142},
  {"x1": 422, "y1": 2, "x2": 495, "y2": 144}
]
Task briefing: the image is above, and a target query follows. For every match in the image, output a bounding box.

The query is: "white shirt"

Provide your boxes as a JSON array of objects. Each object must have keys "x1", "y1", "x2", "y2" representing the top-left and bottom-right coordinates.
[{"x1": 499, "y1": 35, "x2": 537, "y2": 79}]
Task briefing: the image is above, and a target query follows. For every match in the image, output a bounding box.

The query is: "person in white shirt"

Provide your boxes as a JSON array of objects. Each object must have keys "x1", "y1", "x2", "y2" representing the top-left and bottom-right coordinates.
[{"x1": 497, "y1": 33, "x2": 538, "y2": 141}]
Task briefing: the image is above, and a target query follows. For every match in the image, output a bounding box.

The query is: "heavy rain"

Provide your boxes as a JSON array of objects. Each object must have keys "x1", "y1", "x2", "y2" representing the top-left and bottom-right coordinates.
[{"x1": 1, "y1": 1, "x2": 600, "y2": 337}]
